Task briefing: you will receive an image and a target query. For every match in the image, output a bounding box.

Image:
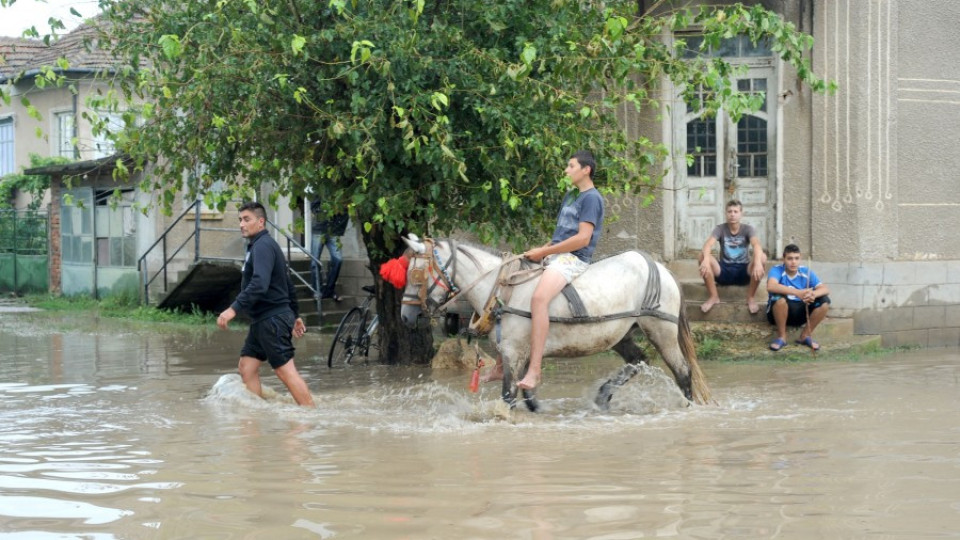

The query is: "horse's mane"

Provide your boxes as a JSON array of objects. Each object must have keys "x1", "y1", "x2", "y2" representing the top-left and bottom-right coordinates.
[{"x1": 443, "y1": 237, "x2": 507, "y2": 258}]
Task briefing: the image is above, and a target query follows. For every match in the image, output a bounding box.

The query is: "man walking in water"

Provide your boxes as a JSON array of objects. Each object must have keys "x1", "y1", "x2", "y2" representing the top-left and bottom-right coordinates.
[
  {"x1": 516, "y1": 150, "x2": 604, "y2": 389},
  {"x1": 217, "y1": 201, "x2": 315, "y2": 406}
]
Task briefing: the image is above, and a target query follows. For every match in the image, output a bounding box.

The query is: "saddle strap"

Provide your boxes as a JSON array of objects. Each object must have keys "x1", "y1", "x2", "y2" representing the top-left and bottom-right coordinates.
[{"x1": 498, "y1": 305, "x2": 679, "y2": 325}]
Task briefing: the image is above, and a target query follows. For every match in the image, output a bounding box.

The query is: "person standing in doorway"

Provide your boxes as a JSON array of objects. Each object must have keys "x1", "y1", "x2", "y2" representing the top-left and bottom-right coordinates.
[
  {"x1": 217, "y1": 201, "x2": 315, "y2": 407},
  {"x1": 310, "y1": 200, "x2": 348, "y2": 302},
  {"x1": 698, "y1": 199, "x2": 767, "y2": 314}
]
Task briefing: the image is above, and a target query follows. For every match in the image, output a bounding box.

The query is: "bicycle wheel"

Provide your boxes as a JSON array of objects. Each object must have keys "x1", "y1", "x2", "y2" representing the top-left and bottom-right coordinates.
[
  {"x1": 328, "y1": 307, "x2": 364, "y2": 368},
  {"x1": 351, "y1": 315, "x2": 379, "y2": 363}
]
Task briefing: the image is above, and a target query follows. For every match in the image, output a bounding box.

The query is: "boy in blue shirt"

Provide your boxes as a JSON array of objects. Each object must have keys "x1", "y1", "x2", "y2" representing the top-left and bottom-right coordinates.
[{"x1": 766, "y1": 244, "x2": 831, "y2": 351}]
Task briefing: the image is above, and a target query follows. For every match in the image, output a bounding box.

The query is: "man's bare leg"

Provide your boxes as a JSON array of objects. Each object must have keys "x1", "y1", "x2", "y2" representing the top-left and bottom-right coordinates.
[
  {"x1": 238, "y1": 356, "x2": 263, "y2": 398},
  {"x1": 274, "y1": 359, "x2": 316, "y2": 407},
  {"x1": 517, "y1": 269, "x2": 567, "y2": 390},
  {"x1": 699, "y1": 253, "x2": 721, "y2": 313}
]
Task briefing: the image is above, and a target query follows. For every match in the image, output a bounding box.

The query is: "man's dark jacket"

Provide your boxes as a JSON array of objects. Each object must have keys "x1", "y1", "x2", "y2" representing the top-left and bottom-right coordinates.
[{"x1": 230, "y1": 229, "x2": 299, "y2": 323}]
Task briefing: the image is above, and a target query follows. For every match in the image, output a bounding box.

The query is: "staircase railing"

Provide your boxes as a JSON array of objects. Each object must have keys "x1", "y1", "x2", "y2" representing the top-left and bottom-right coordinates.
[{"x1": 137, "y1": 201, "x2": 322, "y2": 319}]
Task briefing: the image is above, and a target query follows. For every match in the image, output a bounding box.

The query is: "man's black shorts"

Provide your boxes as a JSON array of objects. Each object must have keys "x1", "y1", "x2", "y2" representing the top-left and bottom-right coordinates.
[
  {"x1": 716, "y1": 261, "x2": 750, "y2": 286},
  {"x1": 766, "y1": 296, "x2": 831, "y2": 327},
  {"x1": 241, "y1": 311, "x2": 296, "y2": 368}
]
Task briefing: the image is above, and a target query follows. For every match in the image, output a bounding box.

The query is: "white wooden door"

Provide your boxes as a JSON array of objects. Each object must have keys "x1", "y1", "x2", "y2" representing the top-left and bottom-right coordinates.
[{"x1": 674, "y1": 67, "x2": 777, "y2": 257}]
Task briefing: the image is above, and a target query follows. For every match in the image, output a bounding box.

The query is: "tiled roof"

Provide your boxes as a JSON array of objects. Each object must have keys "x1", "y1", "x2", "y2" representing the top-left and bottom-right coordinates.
[{"x1": 0, "y1": 19, "x2": 117, "y2": 82}]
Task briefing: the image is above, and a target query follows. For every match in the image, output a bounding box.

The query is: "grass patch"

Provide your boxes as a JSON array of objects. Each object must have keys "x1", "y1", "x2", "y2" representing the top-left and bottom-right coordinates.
[{"x1": 22, "y1": 293, "x2": 215, "y2": 326}]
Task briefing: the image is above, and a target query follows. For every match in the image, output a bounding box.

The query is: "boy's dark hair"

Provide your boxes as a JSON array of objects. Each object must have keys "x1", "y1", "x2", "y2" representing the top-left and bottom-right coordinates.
[
  {"x1": 571, "y1": 150, "x2": 597, "y2": 180},
  {"x1": 782, "y1": 244, "x2": 801, "y2": 257},
  {"x1": 238, "y1": 201, "x2": 267, "y2": 220},
  {"x1": 726, "y1": 199, "x2": 743, "y2": 210}
]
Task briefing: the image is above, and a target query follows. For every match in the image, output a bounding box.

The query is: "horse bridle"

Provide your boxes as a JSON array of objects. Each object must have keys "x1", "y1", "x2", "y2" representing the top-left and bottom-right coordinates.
[{"x1": 402, "y1": 238, "x2": 460, "y2": 312}]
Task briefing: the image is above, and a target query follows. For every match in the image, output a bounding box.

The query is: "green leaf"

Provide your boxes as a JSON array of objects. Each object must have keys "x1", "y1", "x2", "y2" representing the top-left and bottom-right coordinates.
[
  {"x1": 290, "y1": 34, "x2": 306, "y2": 56},
  {"x1": 158, "y1": 34, "x2": 182, "y2": 60}
]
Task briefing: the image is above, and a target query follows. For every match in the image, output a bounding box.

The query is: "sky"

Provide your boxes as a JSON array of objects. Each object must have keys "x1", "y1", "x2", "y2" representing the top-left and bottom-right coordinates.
[{"x1": 0, "y1": 0, "x2": 94, "y2": 38}]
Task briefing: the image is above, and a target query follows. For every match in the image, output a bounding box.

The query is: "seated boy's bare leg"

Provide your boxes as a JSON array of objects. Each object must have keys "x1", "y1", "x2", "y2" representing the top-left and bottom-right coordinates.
[{"x1": 699, "y1": 253, "x2": 721, "y2": 313}]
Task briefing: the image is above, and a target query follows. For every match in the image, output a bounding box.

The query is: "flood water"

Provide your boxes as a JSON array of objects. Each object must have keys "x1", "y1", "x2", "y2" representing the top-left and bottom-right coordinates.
[{"x1": 2, "y1": 311, "x2": 960, "y2": 539}]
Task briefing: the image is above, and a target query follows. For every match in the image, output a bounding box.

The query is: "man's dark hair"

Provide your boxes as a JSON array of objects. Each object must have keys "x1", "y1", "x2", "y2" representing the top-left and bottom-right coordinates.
[
  {"x1": 571, "y1": 150, "x2": 597, "y2": 180},
  {"x1": 726, "y1": 199, "x2": 743, "y2": 210},
  {"x1": 239, "y1": 201, "x2": 267, "y2": 220},
  {"x1": 782, "y1": 244, "x2": 801, "y2": 257}
]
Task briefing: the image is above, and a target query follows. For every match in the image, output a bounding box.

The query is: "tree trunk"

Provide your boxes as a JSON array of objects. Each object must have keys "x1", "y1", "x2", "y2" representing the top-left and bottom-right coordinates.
[{"x1": 362, "y1": 226, "x2": 435, "y2": 365}]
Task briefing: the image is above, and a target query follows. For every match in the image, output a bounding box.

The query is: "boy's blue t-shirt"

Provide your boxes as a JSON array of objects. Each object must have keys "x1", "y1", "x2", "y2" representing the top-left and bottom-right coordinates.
[
  {"x1": 767, "y1": 264, "x2": 821, "y2": 302},
  {"x1": 551, "y1": 188, "x2": 604, "y2": 263}
]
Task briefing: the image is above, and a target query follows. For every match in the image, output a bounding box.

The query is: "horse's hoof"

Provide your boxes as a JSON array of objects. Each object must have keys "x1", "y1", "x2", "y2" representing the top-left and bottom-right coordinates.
[{"x1": 521, "y1": 389, "x2": 539, "y2": 412}]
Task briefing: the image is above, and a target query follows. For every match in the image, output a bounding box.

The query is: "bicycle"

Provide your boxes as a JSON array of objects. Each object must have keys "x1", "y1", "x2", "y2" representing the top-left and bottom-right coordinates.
[{"x1": 328, "y1": 285, "x2": 379, "y2": 367}]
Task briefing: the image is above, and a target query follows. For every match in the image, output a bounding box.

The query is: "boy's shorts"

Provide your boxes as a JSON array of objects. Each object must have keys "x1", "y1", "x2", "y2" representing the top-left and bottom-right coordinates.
[
  {"x1": 543, "y1": 253, "x2": 589, "y2": 283},
  {"x1": 766, "y1": 296, "x2": 831, "y2": 326},
  {"x1": 716, "y1": 261, "x2": 750, "y2": 285}
]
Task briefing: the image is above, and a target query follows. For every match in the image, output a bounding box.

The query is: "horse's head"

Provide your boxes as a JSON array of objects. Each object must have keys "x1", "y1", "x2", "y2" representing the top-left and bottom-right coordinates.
[{"x1": 399, "y1": 234, "x2": 458, "y2": 329}]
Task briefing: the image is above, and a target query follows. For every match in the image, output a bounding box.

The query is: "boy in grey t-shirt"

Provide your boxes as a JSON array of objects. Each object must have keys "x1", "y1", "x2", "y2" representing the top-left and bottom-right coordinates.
[{"x1": 698, "y1": 200, "x2": 767, "y2": 314}]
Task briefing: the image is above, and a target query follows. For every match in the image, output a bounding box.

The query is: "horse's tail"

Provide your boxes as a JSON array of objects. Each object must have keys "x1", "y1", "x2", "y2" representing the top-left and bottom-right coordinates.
[{"x1": 678, "y1": 306, "x2": 711, "y2": 405}]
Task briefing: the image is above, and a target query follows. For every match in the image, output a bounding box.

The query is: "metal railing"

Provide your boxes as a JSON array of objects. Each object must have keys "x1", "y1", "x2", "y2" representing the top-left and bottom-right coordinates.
[{"x1": 137, "y1": 201, "x2": 322, "y2": 318}]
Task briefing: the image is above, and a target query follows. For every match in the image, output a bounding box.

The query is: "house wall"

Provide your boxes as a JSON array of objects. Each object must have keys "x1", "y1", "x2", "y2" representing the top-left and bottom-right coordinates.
[
  {"x1": 604, "y1": 0, "x2": 959, "y2": 348},
  {"x1": 805, "y1": 0, "x2": 960, "y2": 347}
]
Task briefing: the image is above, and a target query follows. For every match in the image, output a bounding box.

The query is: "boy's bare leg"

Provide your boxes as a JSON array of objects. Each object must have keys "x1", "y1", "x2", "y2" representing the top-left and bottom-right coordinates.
[
  {"x1": 746, "y1": 252, "x2": 768, "y2": 314},
  {"x1": 699, "y1": 253, "x2": 721, "y2": 313},
  {"x1": 798, "y1": 303, "x2": 829, "y2": 341},
  {"x1": 517, "y1": 269, "x2": 567, "y2": 390}
]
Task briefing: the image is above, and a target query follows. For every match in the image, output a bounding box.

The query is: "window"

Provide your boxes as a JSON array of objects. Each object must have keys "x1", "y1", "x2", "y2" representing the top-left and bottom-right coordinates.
[
  {"x1": 0, "y1": 117, "x2": 13, "y2": 176},
  {"x1": 54, "y1": 111, "x2": 76, "y2": 158},
  {"x1": 679, "y1": 34, "x2": 772, "y2": 59},
  {"x1": 92, "y1": 113, "x2": 124, "y2": 159},
  {"x1": 94, "y1": 189, "x2": 137, "y2": 267}
]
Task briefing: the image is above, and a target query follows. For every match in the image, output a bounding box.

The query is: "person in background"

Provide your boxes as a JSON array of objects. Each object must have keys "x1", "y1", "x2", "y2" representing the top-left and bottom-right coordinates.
[{"x1": 310, "y1": 200, "x2": 348, "y2": 302}]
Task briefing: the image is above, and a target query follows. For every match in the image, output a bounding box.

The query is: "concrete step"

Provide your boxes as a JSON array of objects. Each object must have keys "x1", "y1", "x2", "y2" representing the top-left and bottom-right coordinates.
[
  {"x1": 690, "y1": 318, "x2": 879, "y2": 351},
  {"x1": 680, "y1": 280, "x2": 768, "y2": 303},
  {"x1": 684, "y1": 298, "x2": 767, "y2": 323}
]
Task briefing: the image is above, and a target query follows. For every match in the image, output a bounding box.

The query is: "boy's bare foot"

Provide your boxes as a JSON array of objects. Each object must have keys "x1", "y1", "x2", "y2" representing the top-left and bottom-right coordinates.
[
  {"x1": 516, "y1": 373, "x2": 540, "y2": 390},
  {"x1": 479, "y1": 364, "x2": 504, "y2": 383},
  {"x1": 700, "y1": 297, "x2": 720, "y2": 313},
  {"x1": 747, "y1": 298, "x2": 759, "y2": 314}
]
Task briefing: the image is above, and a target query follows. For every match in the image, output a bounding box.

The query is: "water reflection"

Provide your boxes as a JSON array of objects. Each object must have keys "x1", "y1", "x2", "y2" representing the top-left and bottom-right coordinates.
[{"x1": 2, "y1": 312, "x2": 960, "y2": 538}]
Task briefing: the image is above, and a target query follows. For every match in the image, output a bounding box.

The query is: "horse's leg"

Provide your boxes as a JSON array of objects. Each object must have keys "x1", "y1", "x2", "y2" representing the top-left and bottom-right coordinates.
[
  {"x1": 639, "y1": 318, "x2": 694, "y2": 402},
  {"x1": 595, "y1": 328, "x2": 650, "y2": 409},
  {"x1": 499, "y1": 353, "x2": 540, "y2": 412}
]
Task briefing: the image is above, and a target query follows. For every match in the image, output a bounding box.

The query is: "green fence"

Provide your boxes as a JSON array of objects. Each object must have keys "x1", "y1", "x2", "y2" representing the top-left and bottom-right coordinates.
[{"x1": 0, "y1": 210, "x2": 48, "y2": 294}]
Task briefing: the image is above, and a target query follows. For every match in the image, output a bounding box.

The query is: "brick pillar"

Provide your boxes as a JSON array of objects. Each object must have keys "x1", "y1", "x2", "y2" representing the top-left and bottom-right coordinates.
[{"x1": 48, "y1": 178, "x2": 61, "y2": 294}]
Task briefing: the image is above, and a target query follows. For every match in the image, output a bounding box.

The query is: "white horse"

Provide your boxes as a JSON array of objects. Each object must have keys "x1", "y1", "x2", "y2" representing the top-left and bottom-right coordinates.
[{"x1": 398, "y1": 235, "x2": 710, "y2": 410}]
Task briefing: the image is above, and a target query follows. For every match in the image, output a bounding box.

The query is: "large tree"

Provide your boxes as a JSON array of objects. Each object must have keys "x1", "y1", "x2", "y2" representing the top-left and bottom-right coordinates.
[{"x1": 3, "y1": 0, "x2": 830, "y2": 363}]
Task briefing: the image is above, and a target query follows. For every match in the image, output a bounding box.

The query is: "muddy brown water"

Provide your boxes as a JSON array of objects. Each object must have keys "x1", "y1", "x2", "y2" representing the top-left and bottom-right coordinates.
[{"x1": 2, "y1": 312, "x2": 960, "y2": 539}]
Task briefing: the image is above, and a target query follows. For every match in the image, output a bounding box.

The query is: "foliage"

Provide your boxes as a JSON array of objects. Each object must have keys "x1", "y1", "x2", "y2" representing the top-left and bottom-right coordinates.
[
  {"x1": 23, "y1": 293, "x2": 216, "y2": 325},
  {"x1": 0, "y1": 154, "x2": 73, "y2": 210},
  {"x1": 0, "y1": 209, "x2": 47, "y2": 254},
  {"x1": 77, "y1": 0, "x2": 829, "y2": 256}
]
